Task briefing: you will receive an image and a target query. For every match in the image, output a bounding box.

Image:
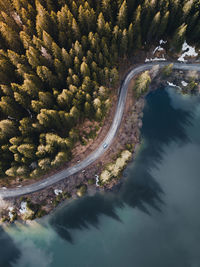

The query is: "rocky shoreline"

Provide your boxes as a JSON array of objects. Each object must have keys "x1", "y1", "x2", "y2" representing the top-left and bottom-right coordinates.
[
  {"x1": 1, "y1": 64, "x2": 199, "y2": 224},
  {"x1": 0, "y1": 84, "x2": 145, "y2": 223}
]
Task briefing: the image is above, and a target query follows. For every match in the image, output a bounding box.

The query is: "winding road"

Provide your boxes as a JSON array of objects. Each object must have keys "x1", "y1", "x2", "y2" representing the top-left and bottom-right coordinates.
[{"x1": 1, "y1": 62, "x2": 200, "y2": 198}]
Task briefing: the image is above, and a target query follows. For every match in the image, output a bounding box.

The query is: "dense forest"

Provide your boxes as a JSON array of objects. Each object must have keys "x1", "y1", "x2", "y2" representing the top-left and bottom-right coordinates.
[{"x1": 0, "y1": 0, "x2": 199, "y2": 180}]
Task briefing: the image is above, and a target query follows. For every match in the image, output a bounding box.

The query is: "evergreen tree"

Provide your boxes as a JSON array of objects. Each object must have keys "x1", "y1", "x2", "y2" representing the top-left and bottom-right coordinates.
[
  {"x1": 171, "y1": 23, "x2": 187, "y2": 52},
  {"x1": 35, "y1": 1, "x2": 56, "y2": 39},
  {"x1": 97, "y1": 12, "x2": 106, "y2": 36},
  {"x1": 147, "y1": 11, "x2": 161, "y2": 41},
  {"x1": 0, "y1": 0, "x2": 199, "y2": 179},
  {"x1": 132, "y1": 5, "x2": 142, "y2": 49},
  {"x1": 117, "y1": 0, "x2": 127, "y2": 29},
  {"x1": 158, "y1": 10, "x2": 169, "y2": 38},
  {"x1": 0, "y1": 22, "x2": 22, "y2": 52},
  {"x1": 0, "y1": 119, "x2": 17, "y2": 141},
  {"x1": 80, "y1": 61, "x2": 90, "y2": 77}
]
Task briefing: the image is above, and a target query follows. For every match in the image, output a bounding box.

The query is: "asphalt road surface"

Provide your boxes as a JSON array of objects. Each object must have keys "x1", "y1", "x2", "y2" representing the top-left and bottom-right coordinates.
[{"x1": 1, "y1": 62, "x2": 200, "y2": 198}]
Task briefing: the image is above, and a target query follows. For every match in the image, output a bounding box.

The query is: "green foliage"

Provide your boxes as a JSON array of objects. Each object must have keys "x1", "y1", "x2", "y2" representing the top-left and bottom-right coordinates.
[
  {"x1": 88, "y1": 178, "x2": 95, "y2": 185},
  {"x1": 134, "y1": 71, "x2": 151, "y2": 98},
  {"x1": 187, "y1": 80, "x2": 198, "y2": 91},
  {"x1": 162, "y1": 64, "x2": 174, "y2": 77},
  {"x1": 76, "y1": 184, "x2": 87, "y2": 197},
  {"x1": 0, "y1": 0, "x2": 198, "y2": 179},
  {"x1": 171, "y1": 24, "x2": 187, "y2": 52}
]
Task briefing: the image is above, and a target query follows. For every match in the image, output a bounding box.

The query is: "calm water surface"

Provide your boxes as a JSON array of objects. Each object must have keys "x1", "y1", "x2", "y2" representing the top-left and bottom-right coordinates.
[{"x1": 1, "y1": 86, "x2": 200, "y2": 267}]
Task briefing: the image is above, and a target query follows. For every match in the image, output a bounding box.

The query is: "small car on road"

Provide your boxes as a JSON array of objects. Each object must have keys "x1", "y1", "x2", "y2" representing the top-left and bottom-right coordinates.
[{"x1": 103, "y1": 143, "x2": 108, "y2": 149}]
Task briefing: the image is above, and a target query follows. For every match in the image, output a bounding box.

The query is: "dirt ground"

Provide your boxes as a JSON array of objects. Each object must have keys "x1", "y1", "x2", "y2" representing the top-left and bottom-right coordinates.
[
  {"x1": 2, "y1": 44, "x2": 200, "y2": 222},
  {"x1": 2, "y1": 60, "x2": 146, "y2": 220}
]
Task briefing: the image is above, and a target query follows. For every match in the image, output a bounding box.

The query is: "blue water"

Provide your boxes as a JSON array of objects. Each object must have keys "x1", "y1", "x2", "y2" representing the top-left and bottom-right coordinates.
[{"x1": 1, "y1": 86, "x2": 200, "y2": 267}]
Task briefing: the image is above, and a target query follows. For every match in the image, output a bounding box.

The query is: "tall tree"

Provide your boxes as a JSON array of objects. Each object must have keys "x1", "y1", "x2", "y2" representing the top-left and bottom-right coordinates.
[{"x1": 117, "y1": 0, "x2": 127, "y2": 29}]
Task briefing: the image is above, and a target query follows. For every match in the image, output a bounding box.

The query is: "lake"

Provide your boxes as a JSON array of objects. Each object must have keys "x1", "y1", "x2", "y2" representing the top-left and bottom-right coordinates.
[{"x1": 1, "y1": 86, "x2": 200, "y2": 267}]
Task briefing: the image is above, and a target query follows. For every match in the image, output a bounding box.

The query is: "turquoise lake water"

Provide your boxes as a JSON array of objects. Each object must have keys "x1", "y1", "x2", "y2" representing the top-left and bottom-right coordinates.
[{"x1": 1, "y1": 86, "x2": 200, "y2": 267}]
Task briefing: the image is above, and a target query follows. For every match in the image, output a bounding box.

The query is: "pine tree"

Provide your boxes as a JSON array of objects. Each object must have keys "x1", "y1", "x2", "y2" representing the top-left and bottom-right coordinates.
[
  {"x1": 110, "y1": 67, "x2": 119, "y2": 87},
  {"x1": 97, "y1": 12, "x2": 106, "y2": 36},
  {"x1": 39, "y1": 91, "x2": 54, "y2": 108},
  {"x1": 132, "y1": 5, "x2": 142, "y2": 49},
  {"x1": 0, "y1": 22, "x2": 22, "y2": 52},
  {"x1": 71, "y1": 1, "x2": 78, "y2": 17},
  {"x1": 0, "y1": 119, "x2": 17, "y2": 140},
  {"x1": 57, "y1": 89, "x2": 73, "y2": 109},
  {"x1": 22, "y1": 73, "x2": 43, "y2": 98},
  {"x1": 134, "y1": 71, "x2": 151, "y2": 98},
  {"x1": 19, "y1": 117, "x2": 35, "y2": 136},
  {"x1": 84, "y1": 101, "x2": 91, "y2": 117},
  {"x1": 158, "y1": 11, "x2": 169, "y2": 38},
  {"x1": 26, "y1": 46, "x2": 41, "y2": 69},
  {"x1": 95, "y1": 107, "x2": 102, "y2": 121},
  {"x1": 35, "y1": 1, "x2": 56, "y2": 39},
  {"x1": 102, "y1": 0, "x2": 113, "y2": 23},
  {"x1": 80, "y1": 61, "x2": 90, "y2": 77},
  {"x1": 52, "y1": 42, "x2": 62, "y2": 61},
  {"x1": 5, "y1": 166, "x2": 18, "y2": 177},
  {"x1": 7, "y1": 50, "x2": 26, "y2": 67},
  {"x1": 127, "y1": 23, "x2": 134, "y2": 53},
  {"x1": 36, "y1": 66, "x2": 58, "y2": 88},
  {"x1": 147, "y1": 11, "x2": 161, "y2": 41},
  {"x1": 117, "y1": 0, "x2": 127, "y2": 29},
  {"x1": 0, "y1": 96, "x2": 22, "y2": 119},
  {"x1": 51, "y1": 151, "x2": 69, "y2": 167},
  {"x1": 70, "y1": 106, "x2": 79, "y2": 122},
  {"x1": 72, "y1": 18, "x2": 80, "y2": 40},
  {"x1": 171, "y1": 23, "x2": 187, "y2": 52},
  {"x1": 16, "y1": 165, "x2": 30, "y2": 177},
  {"x1": 20, "y1": 31, "x2": 33, "y2": 50},
  {"x1": 120, "y1": 29, "x2": 128, "y2": 56},
  {"x1": 0, "y1": 58, "x2": 16, "y2": 84},
  {"x1": 38, "y1": 158, "x2": 51, "y2": 170},
  {"x1": 74, "y1": 40, "x2": 84, "y2": 60}
]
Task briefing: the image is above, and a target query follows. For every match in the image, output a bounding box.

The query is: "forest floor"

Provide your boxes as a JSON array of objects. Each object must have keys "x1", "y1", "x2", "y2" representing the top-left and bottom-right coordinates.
[
  {"x1": 0, "y1": 58, "x2": 145, "y2": 222},
  {"x1": 1, "y1": 44, "x2": 200, "y2": 223}
]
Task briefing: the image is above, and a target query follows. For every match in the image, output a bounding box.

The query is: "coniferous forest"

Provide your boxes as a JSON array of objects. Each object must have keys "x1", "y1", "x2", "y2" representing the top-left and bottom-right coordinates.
[{"x1": 0, "y1": 0, "x2": 199, "y2": 180}]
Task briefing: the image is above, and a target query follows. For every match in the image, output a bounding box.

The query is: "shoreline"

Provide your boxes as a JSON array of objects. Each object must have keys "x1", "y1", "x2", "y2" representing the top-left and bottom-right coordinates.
[
  {"x1": 0, "y1": 64, "x2": 145, "y2": 223},
  {"x1": 1, "y1": 62, "x2": 200, "y2": 223}
]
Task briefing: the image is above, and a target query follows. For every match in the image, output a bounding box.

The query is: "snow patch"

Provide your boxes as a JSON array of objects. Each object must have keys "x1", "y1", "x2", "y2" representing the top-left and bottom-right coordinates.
[
  {"x1": 181, "y1": 81, "x2": 188, "y2": 87},
  {"x1": 145, "y1": 57, "x2": 166, "y2": 62},
  {"x1": 8, "y1": 212, "x2": 14, "y2": 220},
  {"x1": 178, "y1": 41, "x2": 198, "y2": 62},
  {"x1": 41, "y1": 47, "x2": 52, "y2": 61},
  {"x1": 54, "y1": 189, "x2": 62, "y2": 196},
  {"x1": 8, "y1": 116, "x2": 15, "y2": 120},
  {"x1": 12, "y1": 12, "x2": 23, "y2": 26},
  {"x1": 160, "y1": 40, "x2": 167, "y2": 45},
  {"x1": 167, "y1": 81, "x2": 181, "y2": 90},
  {"x1": 19, "y1": 202, "x2": 28, "y2": 214},
  {"x1": 153, "y1": 46, "x2": 164, "y2": 54},
  {"x1": 167, "y1": 81, "x2": 177, "y2": 87},
  {"x1": 8, "y1": 207, "x2": 14, "y2": 220},
  {"x1": 95, "y1": 175, "x2": 99, "y2": 187}
]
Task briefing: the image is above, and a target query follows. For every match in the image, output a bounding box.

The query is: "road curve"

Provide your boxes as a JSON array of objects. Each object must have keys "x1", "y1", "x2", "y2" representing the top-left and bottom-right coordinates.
[{"x1": 1, "y1": 62, "x2": 200, "y2": 198}]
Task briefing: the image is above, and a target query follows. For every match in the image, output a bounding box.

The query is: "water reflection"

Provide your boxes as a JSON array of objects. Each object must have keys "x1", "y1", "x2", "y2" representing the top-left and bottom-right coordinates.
[
  {"x1": 50, "y1": 87, "x2": 194, "y2": 243},
  {"x1": 0, "y1": 226, "x2": 20, "y2": 266}
]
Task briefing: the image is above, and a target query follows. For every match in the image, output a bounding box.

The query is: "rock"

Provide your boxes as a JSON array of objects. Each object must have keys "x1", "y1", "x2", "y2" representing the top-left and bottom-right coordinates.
[{"x1": 138, "y1": 120, "x2": 143, "y2": 128}]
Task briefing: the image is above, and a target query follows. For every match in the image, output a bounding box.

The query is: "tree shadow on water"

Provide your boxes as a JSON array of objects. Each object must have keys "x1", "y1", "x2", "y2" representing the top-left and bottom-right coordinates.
[
  {"x1": 120, "y1": 88, "x2": 193, "y2": 212},
  {"x1": 50, "y1": 87, "x2": 194, "y2": 243},
  {"x1": 0, "y1": 226, "x2": 20, "y2": 267},
  {"x1": 50, "y1": 193, "x2": 124, "y2": 244}
]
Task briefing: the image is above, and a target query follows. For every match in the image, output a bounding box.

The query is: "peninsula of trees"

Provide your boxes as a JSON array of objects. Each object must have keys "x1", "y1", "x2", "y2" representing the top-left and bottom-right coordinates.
[{"x1": 0, "y1": 0, "x2": 199, "y2": 180}]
